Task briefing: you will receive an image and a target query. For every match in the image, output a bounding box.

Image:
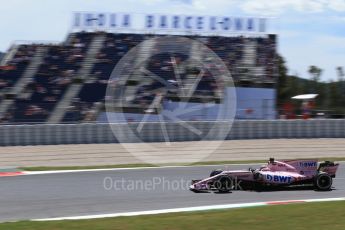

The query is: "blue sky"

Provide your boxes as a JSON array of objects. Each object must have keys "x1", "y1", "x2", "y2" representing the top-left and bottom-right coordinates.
[{"x1": 0, "y1": 0, "x2": 344, "y2": 81}]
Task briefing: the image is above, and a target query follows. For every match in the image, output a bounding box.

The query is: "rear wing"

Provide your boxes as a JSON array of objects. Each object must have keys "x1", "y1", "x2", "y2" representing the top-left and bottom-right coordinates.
[{"x1": 318, "y1": 161, "x2": 339, "y2": 178}]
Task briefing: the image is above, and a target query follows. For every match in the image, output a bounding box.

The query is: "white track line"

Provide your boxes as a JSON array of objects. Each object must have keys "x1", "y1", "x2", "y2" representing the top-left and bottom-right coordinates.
[
  {"x1": 32, "y1": 203, "x2": 268, "y2": 221},
  {"x1": 16, "y1": 160, "x2": 345, "y2": 176},
  {"x1": 33, "y1": 197, "x2": 345, "y2": 221}
]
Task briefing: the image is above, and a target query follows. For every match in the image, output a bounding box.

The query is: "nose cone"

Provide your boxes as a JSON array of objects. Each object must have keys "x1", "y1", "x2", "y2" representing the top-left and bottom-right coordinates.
[{"x1": 189, "y1": 184, "x2": 202, "y2": 193}]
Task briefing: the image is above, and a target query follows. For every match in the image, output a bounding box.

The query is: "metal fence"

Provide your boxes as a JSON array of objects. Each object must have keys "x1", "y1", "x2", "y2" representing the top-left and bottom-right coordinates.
[{"x1": 0, "y1": 119, "x2": 344, "y2": 146}]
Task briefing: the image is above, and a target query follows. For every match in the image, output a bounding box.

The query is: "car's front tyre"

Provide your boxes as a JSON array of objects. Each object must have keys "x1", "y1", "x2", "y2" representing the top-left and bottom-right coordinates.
[{"x1": 214, "y1": 176, "x2": 233, "y2": 193}]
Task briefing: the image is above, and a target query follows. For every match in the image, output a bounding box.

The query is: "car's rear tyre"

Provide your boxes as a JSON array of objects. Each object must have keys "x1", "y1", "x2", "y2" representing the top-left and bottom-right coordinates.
[
  {"x1": 314, "y1": 173, "x2": 332, "y2": 191},
  {"x1": 214, "y1": 176, "x2": 233, "y2": 193},
  {"x1": 210, "y1": 170, "x2": 223, "y2": 177}
]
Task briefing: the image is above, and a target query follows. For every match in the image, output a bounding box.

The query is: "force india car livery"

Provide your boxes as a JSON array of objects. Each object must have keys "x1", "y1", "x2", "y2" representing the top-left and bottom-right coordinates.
[{"x1": 190, "y1": 158, "x2": 339, "y2": 193}]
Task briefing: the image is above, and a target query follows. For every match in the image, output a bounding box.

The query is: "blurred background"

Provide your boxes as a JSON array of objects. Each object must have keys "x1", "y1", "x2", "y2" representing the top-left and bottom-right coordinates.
[
  {"x1": 0, "y1": 2, "x2": 345, "y2": 225},
  {"x1": 0, "y1": 1, "x2": 344, "y2": 125}
]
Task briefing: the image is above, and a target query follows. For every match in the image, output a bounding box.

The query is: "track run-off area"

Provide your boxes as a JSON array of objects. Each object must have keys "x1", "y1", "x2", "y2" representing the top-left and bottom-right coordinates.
[{"x1": 1, "y1": 139, "x2": 345, "y2": 167}]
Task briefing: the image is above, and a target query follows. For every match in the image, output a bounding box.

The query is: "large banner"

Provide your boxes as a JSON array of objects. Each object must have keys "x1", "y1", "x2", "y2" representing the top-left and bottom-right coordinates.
[{"x1": 72, "y1": 12, "x2": 269, "y2": 36}]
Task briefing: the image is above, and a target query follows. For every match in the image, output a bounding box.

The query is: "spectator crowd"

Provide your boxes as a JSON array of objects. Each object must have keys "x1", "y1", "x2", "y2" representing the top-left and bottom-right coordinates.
[{"x1": 0, "y1": 32, "x2": 277, "y2": 123}]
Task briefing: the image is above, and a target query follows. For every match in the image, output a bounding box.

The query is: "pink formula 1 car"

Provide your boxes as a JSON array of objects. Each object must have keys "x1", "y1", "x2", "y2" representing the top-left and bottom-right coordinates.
[{"x1": 190, "y1": 158, "x2": 339, "y2": 193}]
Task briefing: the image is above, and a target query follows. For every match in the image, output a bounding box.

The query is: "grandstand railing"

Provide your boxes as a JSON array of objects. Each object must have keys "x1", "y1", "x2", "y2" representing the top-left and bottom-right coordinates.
[{"x1": 0, "y1": 119, "x2": 344, "y2": 146}]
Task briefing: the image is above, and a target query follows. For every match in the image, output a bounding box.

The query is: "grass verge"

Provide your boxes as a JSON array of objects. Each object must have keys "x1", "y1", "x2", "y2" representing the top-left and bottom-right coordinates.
[
  {"x1": 20, "y1": 157, "x2": 345, "y2": 171},
  {"x1": 0, "y1": 201, "x2": 344, "y2": 230}
]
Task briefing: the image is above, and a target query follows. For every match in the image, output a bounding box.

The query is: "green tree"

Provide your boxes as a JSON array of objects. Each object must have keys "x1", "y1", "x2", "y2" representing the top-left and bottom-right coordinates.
[
  {"x1": 308, "y1": 65, "x2": 323, "y2": 83},
  {"x1": 336, "y1": 66, "x2": 344, "y2": 82},
  {"x1": 328, "y1": 80, "x2": 342, "y2": 112}
]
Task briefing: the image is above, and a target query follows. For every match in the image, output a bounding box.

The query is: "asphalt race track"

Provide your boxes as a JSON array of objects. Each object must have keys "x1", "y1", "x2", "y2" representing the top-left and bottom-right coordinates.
[{"x1": 0, "y1": 163, "x2": 344, "y2": 222}]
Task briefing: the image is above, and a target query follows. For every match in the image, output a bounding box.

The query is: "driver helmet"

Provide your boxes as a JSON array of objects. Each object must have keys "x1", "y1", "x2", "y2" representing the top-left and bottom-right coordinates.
[{"x1": 269, "y1": 157, "x2": 275, "y2": 164}]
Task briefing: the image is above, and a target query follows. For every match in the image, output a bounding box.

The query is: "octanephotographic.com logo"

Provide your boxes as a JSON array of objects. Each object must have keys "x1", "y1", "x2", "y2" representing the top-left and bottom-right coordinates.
[{"x1": 103, "y1": 176, "x2": 244, "y2": 192}]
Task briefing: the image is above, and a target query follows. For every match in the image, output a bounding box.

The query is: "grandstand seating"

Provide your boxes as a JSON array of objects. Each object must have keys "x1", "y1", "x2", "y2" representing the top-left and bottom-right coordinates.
[
  {"x1": 0, "y1": 32, "x2": 277, "y2": 123},
  {"x1": 0, "y1": 45, "x2": 36, "y2": 95}
]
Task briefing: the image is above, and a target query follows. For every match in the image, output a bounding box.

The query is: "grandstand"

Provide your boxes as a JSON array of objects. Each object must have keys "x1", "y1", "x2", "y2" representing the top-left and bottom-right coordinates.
[{"x1": 0, "y1": 31, "x2": 278, "y2": 123}]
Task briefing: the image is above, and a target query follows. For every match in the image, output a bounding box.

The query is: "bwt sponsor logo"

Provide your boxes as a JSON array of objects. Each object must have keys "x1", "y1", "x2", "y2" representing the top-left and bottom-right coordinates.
[
  {"x1": 266, "y1": 174, "x2": 292, "y2": 183},
  {"x1": 299, "y1": 162, "x2": 317, "y2": 167}
]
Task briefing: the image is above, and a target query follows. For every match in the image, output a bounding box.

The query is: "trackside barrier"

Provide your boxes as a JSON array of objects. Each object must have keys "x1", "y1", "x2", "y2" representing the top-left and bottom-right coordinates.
[{"x1": 0, "y1": 119, "x2": 344, "y2": 146}]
